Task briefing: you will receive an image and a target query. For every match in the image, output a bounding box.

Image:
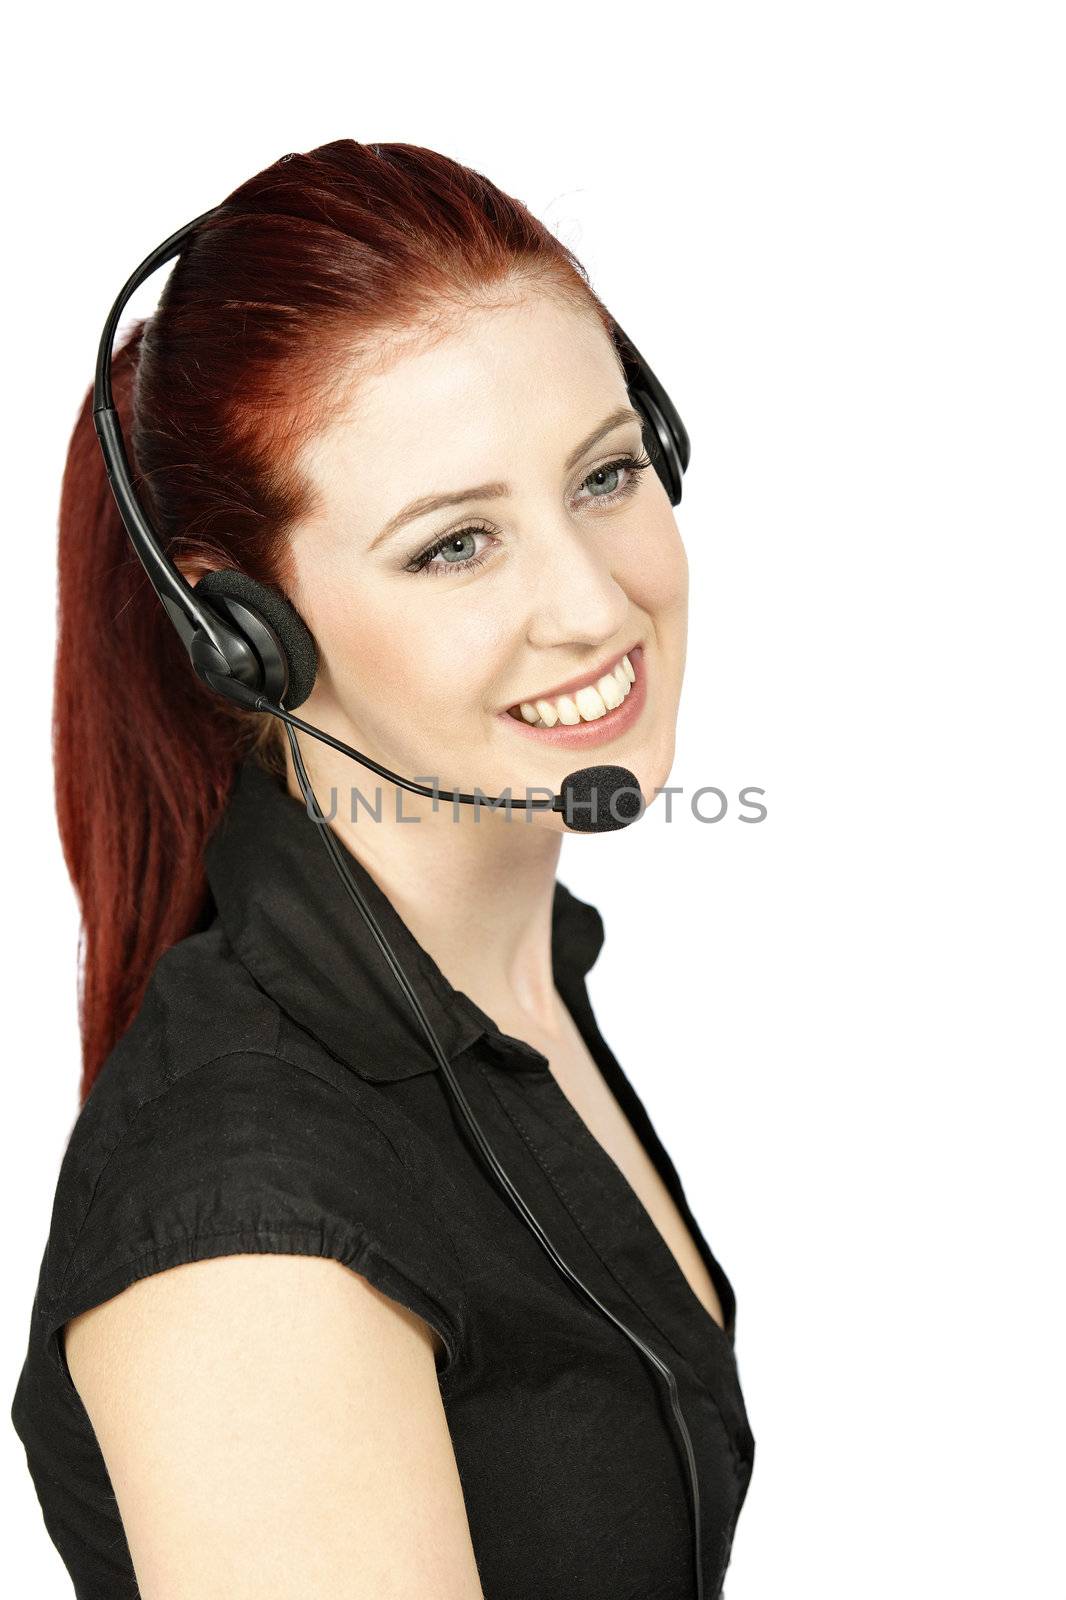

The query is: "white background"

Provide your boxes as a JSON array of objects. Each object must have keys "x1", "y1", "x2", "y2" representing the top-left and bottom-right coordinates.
[{"x1": 3, "y1": 4, "x2": 1063, "y2": 1595}]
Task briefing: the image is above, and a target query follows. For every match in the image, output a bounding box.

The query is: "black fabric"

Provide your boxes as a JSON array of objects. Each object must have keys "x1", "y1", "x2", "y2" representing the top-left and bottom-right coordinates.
[
  {"x1": 10, "y1": 756, "x2": 756, "y2": 1599},
  {"x1": 194, "y1": 568, "x2": 319, "y2": 707}
]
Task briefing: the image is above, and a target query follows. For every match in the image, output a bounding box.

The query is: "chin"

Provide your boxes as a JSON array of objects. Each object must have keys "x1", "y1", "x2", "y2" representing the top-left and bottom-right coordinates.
[
  {"x1": 632, "y1": 728, "x2": 678, "y2": 800},
  {"x1": 559, "y1": 721, "x2": 678, "y2": 806}
]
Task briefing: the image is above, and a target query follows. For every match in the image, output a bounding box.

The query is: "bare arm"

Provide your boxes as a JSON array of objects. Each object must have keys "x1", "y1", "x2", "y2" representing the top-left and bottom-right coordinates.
[{"x1": 63, "y1": 1252, "x2": 485, "y2": 1600}]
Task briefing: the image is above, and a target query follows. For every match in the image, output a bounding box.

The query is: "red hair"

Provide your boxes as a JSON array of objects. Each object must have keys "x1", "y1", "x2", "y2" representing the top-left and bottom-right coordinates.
[{"x1": 55, "y1": 139, "x2": 617, "y2": 1106}]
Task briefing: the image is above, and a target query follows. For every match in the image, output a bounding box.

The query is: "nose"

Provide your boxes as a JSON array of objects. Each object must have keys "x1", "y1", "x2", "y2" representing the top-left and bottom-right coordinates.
[{"x1": 520, "y1": 511, "x2": 630, "y2": 653}]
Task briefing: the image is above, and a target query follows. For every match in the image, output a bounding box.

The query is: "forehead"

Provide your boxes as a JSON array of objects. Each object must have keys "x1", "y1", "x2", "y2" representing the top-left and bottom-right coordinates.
[{"x1": 298, "y1": 292, "x2": 629, "y2": 519}]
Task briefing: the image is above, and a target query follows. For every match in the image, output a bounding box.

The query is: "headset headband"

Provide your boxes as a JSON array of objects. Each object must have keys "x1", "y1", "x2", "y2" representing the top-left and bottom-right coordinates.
[{"x1": 91, "y1": 202, "x2": 690, "y2": 700}]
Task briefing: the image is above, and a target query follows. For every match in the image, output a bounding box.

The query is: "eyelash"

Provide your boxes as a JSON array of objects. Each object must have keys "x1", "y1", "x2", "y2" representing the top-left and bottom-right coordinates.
[{"x1": 404, "y1": 450, "x2": 655, "y2": 578}]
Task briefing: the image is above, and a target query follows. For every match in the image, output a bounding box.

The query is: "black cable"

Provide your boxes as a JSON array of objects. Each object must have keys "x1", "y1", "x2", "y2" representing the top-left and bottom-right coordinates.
[
  {"x1": 212, "y1": 679, "x2": 558, "y2": 812},
  {"x1": 283, "y1": 720, "x2": 705, "y2": 1598}
]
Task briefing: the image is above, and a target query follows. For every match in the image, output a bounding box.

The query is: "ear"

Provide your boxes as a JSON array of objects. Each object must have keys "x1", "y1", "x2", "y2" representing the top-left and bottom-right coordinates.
[{"x1": 175, "y1": 555, "x2": 217, "y2": 589}]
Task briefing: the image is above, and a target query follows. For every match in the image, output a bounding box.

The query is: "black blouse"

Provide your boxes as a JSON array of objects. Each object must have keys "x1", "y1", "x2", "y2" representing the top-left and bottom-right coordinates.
[{"x1": 10, "y1": 756, "x2": 755, "y2": 1599}]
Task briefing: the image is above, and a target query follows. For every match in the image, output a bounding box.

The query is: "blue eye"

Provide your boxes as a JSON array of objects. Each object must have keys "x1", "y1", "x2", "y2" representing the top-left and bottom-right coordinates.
[
  {"x1": 585, "y1": 461, "x2": 627, "y2": 497},
  {"x1": 405, "y1": 450, "x2": 654, "y2": 579},
  {"x1": 411, "y1": 527, "x2": 495, "y2": 578}
]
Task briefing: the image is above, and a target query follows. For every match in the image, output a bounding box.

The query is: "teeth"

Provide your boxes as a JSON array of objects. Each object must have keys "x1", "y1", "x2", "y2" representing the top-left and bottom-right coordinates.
[
  {"x1": 597, "y1": 673, "x2": 624, "y2": 711},
  {"x1": 508, "y1": 650, "x2": 638, "y2": 728},
  {"x1": 574, "y1": 685, "x2": 607, "y2": 720}
]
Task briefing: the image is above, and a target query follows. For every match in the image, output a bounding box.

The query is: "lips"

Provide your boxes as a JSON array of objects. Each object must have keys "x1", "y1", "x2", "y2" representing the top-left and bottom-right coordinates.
[
  {"x1": 496, "y1": 644, "x2": 647, "y2": 747},
  {"x1": 503, "y1": 643, "x2": 641, "y2": 728}
]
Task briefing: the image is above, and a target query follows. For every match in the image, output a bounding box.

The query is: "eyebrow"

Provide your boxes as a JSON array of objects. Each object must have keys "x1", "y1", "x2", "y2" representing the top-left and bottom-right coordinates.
[{"x1": 369, "y1": 405, "x2": 644, "y2": 551}]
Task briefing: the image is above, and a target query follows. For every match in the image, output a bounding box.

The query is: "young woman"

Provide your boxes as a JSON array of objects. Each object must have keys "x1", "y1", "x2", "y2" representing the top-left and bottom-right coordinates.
[{"x1": 11, "y1": 140, "x2": 755, "y2": 1598}]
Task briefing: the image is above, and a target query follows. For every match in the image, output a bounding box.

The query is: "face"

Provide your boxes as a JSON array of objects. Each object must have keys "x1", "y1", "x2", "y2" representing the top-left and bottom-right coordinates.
[{"x1": 286, "y1": 289, "x2": 689, "y2": 825}]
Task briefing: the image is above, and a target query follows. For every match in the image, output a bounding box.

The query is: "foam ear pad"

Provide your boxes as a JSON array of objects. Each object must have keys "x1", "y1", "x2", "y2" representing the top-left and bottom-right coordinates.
[{"x1": 194, "y1": 568, "x2": 318, "y2": 709}]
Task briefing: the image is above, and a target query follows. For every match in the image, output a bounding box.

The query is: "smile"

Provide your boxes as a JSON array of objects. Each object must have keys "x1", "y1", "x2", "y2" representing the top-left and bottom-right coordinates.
[{"x1": 497, "y1": 644, "x2": 647, "y2": 747}]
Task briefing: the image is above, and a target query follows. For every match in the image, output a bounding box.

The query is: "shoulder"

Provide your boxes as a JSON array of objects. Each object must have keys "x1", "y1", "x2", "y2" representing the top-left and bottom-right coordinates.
[{"x1": 38, "y1": 930, "x2": 468, "y2": 1390}]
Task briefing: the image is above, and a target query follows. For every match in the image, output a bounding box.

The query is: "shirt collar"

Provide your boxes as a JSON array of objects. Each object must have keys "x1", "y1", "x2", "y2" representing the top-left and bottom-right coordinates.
[{"x1": 203, "y1": 756, "x2": 606, "y2": 1084}]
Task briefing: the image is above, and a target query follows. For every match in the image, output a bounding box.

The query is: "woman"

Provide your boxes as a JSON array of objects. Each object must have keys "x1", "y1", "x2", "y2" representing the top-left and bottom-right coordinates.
[{"x1": 10, "y1": 141, "x2": 755, "y2": 1598}]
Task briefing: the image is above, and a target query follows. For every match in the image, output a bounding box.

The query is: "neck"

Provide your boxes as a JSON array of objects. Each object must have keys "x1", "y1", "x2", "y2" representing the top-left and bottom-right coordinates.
[{"x1": 282, "y1": 734, "x2": 569, "y2": 1038}]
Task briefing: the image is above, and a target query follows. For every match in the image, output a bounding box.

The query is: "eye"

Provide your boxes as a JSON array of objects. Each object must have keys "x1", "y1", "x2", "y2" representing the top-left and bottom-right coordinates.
[
  {"x1": 404, "y1": 522, "x2": 498, "y2": 579},
  {"x1": 580, "y1": 451, "x2": 653, "y2": 504},
  {"x1": 404, "y1": 450, "x2": 654, "y2": 578}
]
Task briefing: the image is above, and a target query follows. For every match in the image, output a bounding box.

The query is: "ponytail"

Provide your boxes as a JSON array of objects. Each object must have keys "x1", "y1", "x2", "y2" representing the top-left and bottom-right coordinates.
[{"x1": 53, "y1": 320, "x2": 277, "y2": 1107}]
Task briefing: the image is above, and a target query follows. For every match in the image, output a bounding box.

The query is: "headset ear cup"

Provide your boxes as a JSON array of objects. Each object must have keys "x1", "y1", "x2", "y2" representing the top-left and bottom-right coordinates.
[
  {"x1": 610, "y1": 318, "x2": 689, "y2": 507},
  {"x1": 631, "y1": 388, "x2": 684, "y2": 507},
  {"x1": 193, "y1": 569, "x2": 318, "y2": 709}
]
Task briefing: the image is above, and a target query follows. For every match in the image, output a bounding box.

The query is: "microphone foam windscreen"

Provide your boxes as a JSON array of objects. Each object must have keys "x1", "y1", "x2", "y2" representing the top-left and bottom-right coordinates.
[{"x1": 558, "y1": 766, "x2": 644, "y2": 833}]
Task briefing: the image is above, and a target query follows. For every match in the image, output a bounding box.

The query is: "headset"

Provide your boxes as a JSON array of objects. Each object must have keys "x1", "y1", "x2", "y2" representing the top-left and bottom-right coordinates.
[{"x1": 93, "y1": 192, "x2": 715, "y2": 1598}]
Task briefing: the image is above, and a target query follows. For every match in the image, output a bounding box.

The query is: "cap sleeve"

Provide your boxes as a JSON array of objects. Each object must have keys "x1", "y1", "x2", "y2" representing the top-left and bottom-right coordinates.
[{"x1": 42, "y1": 1052, "x2": 467, "y2": 1391}]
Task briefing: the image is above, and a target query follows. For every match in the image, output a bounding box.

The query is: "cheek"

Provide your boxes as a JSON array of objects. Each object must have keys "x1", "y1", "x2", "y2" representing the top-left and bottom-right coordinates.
[
  {"x1": 616, "y1": 509, "x2": 689, "y2": 616},
  {"x1": 311, "y1": 575, "x2": 504, "y2": 721}
]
